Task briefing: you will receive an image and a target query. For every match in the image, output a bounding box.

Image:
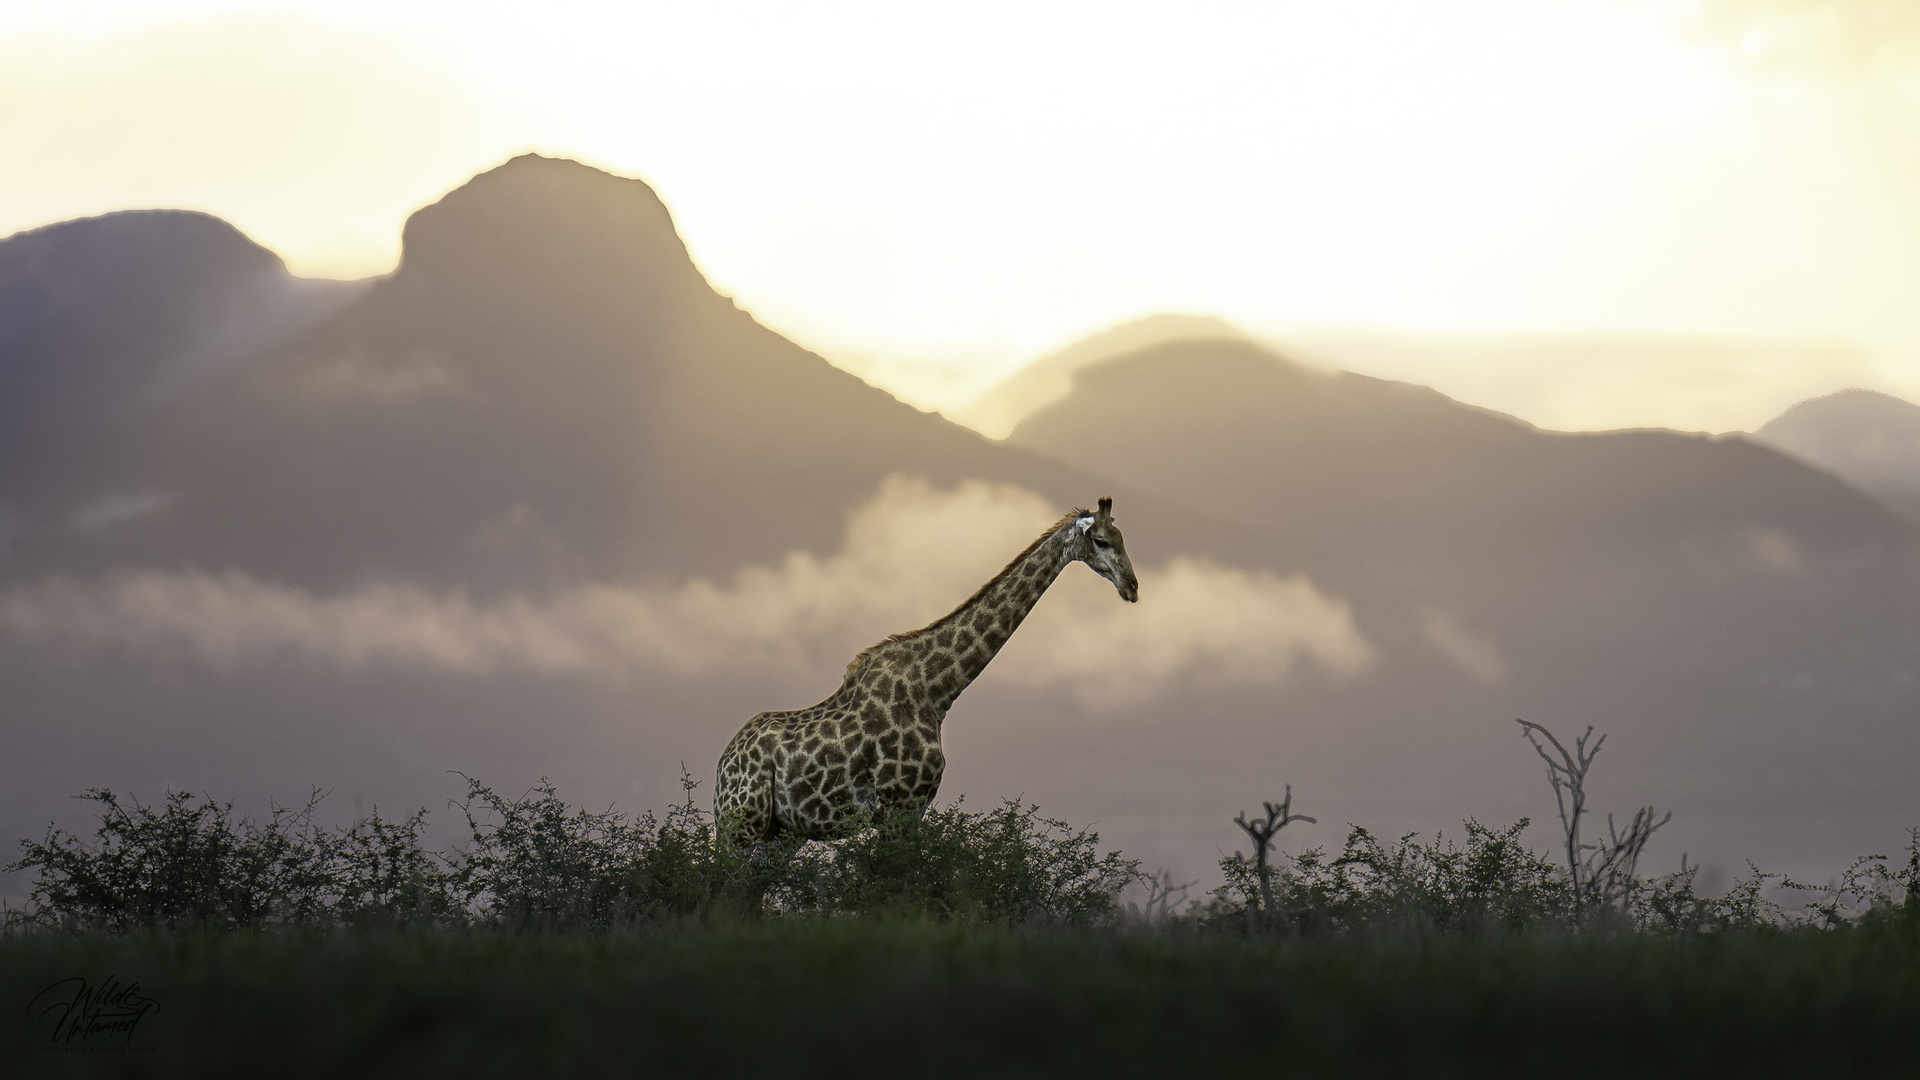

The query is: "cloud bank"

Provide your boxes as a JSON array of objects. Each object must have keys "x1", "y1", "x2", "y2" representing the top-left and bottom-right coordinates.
[{"x1": 0, "y1": 475, "x2": 1374, "y2": 707}]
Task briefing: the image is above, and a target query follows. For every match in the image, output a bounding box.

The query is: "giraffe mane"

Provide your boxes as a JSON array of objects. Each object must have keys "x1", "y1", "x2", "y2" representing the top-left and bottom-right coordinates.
[{"x1": 840, "y1": 509, "x2": 1091, "y2": 681}]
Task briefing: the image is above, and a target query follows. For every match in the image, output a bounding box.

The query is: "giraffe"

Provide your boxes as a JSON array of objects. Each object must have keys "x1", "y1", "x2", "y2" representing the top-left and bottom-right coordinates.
[{"x1": 714, "y1": 496, "x2": 1138, "y2": 845}]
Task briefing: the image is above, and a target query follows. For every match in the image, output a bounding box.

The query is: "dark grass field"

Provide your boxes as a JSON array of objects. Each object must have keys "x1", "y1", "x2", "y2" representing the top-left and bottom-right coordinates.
[{"x1": 6, "y1": 919, "x2": 1920, "y2": 1078}]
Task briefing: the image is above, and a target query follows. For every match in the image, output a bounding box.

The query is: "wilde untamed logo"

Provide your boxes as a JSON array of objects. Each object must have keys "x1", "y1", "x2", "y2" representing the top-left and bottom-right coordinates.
[{"x1": 27, "y1": 975, "x2": 161, "y2": 1053}]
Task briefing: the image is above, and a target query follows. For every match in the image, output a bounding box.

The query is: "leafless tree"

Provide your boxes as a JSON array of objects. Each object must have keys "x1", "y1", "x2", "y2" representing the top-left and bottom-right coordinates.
[
  {"x1": 1234, "y1": 785, "x2": 1316, "y2": 927},
  {"x1": 1139, "y1": 869, "x2": 1197, "y2": 925},
  {"x1": 1516, "y1": 719, "x2": 1670, "y2": 918}
]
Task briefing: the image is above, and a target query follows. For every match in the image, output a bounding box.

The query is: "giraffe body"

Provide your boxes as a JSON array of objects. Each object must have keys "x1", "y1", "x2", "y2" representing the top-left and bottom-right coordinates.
[{"x1": 715, "y1": 497, "x2": 1138, "y2": 844}]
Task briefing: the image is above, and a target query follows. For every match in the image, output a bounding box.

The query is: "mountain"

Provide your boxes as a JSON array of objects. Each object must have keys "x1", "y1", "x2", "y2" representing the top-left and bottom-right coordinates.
[
  {"x1": 1753, "y1": 389, "x2": 1920, "y2": 523},
  {"x1": 1011, "y1": 339, "x2": 1917, "y2": 603},
  {"x1": 10, "y1": 157, "x2": 1205, "y2": 589},
  {"x1": 0, "y1": 211, "x2": 362, "y2": 558},
  {"x1": 949, "y1": 313, "x2": 1248, "y2": 439},
  {"x1": 1009, "y1": 337, "x2": 1920, "y2": 859}
]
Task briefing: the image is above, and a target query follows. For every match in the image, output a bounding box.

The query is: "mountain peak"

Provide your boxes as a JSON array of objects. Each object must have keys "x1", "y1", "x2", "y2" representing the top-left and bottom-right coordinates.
[
  {"x1": 1753, "y1": 388, "x2": 1920, "y2": 521},
  {"x1": 953, "y1": 313, "x2": 1251, "y2": 439},
  {"x1": 394, "y1": 155, "x2": 712, "y2": 301},
  {"x1": 0, "y1": 209, "x2": 359, "y2": 481},
  {"x1": 1760, "y1": 387, "x2": 1920, "y2": 430},
  {"x1": 2, "y1": 209, "x2": 286, "y2": 303}
]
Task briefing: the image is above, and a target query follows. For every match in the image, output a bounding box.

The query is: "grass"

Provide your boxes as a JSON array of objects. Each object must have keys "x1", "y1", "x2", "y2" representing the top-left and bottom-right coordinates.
[
  {"x1": 5, "y1": 918, "x2": 1920, "y2": 1078},
  {"x1": 7, "y1": 739, "x2": 1919, "y2": 1077}
]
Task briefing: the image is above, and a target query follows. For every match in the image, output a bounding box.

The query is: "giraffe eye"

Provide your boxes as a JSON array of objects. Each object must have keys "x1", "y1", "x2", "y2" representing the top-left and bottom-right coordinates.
[{"x1": 1093, "y1": 537, "x2": 1111, "y2": 549}]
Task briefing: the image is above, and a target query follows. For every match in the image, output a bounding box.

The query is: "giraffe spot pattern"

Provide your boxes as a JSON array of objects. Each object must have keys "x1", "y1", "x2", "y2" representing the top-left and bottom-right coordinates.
[{"x1": 713, "y1": 507, "x2": 1132, "y2": 844}]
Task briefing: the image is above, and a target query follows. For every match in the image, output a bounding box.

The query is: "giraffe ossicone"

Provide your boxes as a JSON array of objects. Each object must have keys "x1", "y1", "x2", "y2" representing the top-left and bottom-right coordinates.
[{"x1": 714, "y1": 496, "x2": 1139, "y2": 845}]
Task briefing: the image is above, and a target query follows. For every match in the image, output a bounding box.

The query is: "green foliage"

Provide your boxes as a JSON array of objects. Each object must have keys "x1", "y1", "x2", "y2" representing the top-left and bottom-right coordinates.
[
  {"x1": 1199, "y1": 818, "x2": 1916, "y2": 938},
  {"x1": 5, "y1": 788, "x2": 338, "y2": 932},
  {"x1": 328, "y1": 807, "x2": 458, "y2": 929},
  {"x1": 6, "y1": 774, "x2": 1139, "y2": 933},
  {"x1": 796, "y1": 800, "x2": 1140, "y2": 925},
  {"x1": 1207, "y1": 819, "x2": 1568, "y2": 935},
  {"x1": 1782, "y1": 827, "x2": 1920, "y2": 932},
  {"x1": 8, "y1": 772, "x2": 1914, "y2": 942},
  {"x1": 447, "y1": 773, "x2": 717, "y2": 930},
  {"x1": 1630, "y1": 862, "x2": 1790, "y2": 934}
]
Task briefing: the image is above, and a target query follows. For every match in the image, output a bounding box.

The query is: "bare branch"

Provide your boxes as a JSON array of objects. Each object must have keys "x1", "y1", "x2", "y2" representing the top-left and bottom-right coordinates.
[
  {"x1": 1141, "y1": 869, "x2": 1197, "y2": 924},
  {"x1": 1233, "y1": 783, "x2": 1316, "y2": 928},
  {"x1": 1516, "y1": 719, "x2": 1668, "y2": 923}
]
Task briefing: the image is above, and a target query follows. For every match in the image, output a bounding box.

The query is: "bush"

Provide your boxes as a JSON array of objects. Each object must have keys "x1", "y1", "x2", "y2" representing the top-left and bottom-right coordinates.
[
  {"x1": 1781, "y1": 827, "x2": 1920, "y2": 933},
  {"x1": 449, "y1": 774, "x2": 680, "y2": 931},
  {"x1": 1205, "y1": 819, "x2": 1567, "y2": 936},
  {"x1": 329, "y1": 806, "x2": 458, "y2": 929},
  {"x1": 1197, "y1": 820, "x2": 1920, "y2": 939},
  {"x1": 798, "y1": 800, "x2": 1139, "y2": 926},
  {"x1": 6, "y1": 788, "x2": 338, "y2": 932},
  {"x1": 8, "y1": 769, "x2": 1912, "y2": 941},
  {"x1": 5, "y1": 776, "x2": 1140, "y2": 933}
]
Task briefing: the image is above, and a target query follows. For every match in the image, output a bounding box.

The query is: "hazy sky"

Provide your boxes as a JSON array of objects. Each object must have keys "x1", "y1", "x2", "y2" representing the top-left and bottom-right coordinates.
[{"x1": 4, "y1": 0, "x2": 1918, "y2": 429}]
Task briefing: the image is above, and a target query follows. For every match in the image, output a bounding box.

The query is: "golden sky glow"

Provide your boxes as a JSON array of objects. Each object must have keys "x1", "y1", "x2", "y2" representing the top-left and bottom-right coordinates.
[{"x1": 3, "y1": 0, "x2": 1918, "y2": 431}]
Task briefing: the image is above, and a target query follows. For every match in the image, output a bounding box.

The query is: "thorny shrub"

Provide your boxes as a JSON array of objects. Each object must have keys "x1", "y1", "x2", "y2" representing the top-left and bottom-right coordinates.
[
  {"x1": 1204, "y1": 820, "x2": 1566, "y2": 936},
  {"x1": 1199, "y1": 821, "x2": 1920, "y2": 937},
  {"x1": 4, "y1": 772, "x2": 1139, "y2": 933},
  {"x1": 7, "y1": 770, "x2": 1916, "y2": 939}
]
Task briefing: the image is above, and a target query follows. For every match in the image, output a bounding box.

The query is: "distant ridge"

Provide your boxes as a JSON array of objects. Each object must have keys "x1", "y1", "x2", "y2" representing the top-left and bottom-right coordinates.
[
  {"x1": 951, "y1": 313, "x2": 1248, "y2": 439},
  {"x1": 1007, "y1": 334, "x2": 1920, "y2": 810},
  {"x1": 0, "y1": 210, "x2": 356, "y2": 419},
  {"x1": 1010, "y1": 336, "x2": 1916, "y2": 590},
  {"x1": 1754, "y1": 388, "x2": 1920, "y2": 523},
  {"x1": 0, "y1": 209, "x2": 363, "y2": 523}
]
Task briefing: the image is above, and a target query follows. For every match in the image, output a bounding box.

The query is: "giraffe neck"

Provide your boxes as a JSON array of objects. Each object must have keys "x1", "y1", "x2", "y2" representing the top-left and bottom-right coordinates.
[{"x1": 913, "y1": 524, "x2": 1074, "y2": 713}]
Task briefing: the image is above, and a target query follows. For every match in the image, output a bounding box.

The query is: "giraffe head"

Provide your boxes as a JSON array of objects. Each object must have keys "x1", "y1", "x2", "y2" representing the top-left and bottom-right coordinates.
[{"x1": 1071, "y1": 496, "x2": 1139, "y2": 602}]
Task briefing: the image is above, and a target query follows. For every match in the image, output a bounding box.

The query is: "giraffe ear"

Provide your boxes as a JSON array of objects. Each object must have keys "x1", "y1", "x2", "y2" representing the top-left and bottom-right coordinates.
[
  {"x1": 1075, "y1": 516, "x2": 1094, "y2": 533},
  {"x1": 1097, "y1": 497, "x2": 1113, "y2": 523}
]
